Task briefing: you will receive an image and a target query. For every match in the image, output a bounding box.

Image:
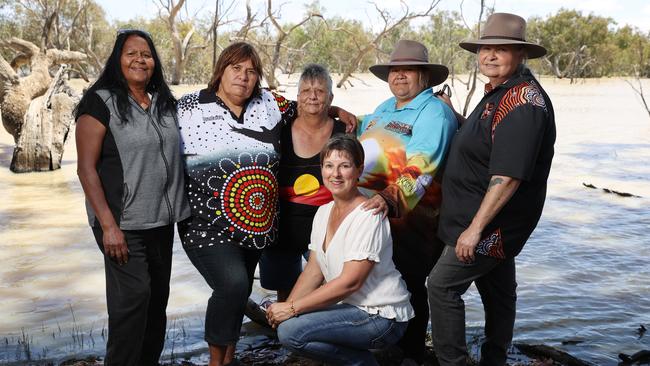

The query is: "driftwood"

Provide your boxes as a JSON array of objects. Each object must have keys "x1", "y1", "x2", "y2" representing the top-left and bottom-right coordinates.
[
  {"x1": 514, "y1": 343, "x2": 593, "y2": 366},
  {"x1": 10, "y1": 65, "x2": 77, "y2": 172},
  {"x1": 582, "y1": 183, "x2": 642, "y2": 198},
  {"x1": 619, "y1": 350, "x2": 650, "y2": 365},
  {"x1": 0, "y1": 37, "x2": 85, "y2": 172}
]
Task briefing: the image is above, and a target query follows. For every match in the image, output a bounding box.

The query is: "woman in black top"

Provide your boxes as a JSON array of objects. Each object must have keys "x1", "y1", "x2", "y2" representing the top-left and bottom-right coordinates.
[{"x1": 259, "y1": 64, "x2": 346, "y2": 302}]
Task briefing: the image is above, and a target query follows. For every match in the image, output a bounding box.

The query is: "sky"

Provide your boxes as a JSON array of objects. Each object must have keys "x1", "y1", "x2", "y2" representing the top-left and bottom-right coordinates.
[{"x1": 102, "y1": 0, "x2": 650, "y2": 32}]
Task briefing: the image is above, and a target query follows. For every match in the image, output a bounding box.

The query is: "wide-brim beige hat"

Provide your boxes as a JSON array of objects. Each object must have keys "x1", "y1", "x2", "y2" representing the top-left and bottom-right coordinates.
[
  {"x1": 459, "y1": 12, "x2": 547, "y2": 59},
  {"x1": 370, "y1": 40, "x2": 449, "y2": 87}
]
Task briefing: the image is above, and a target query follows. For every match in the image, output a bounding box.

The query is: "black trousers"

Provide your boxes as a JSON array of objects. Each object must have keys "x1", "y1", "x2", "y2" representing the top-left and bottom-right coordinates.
[
  {"x1": 93, "y1": 224, "x2": 174, "y2": 366},
  {"x1": 391, "y1": 225, "x2": 445, "y2": 363}
]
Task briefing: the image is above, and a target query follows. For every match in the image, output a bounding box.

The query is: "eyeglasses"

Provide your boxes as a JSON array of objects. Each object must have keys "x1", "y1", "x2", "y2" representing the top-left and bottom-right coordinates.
[{"x1": 116, "y1": 29, "x2": 151, "y2": 37}]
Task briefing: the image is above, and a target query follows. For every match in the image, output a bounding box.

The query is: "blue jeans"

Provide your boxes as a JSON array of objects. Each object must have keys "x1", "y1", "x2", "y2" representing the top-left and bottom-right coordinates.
[
  {"x1": 277, "y1": 303, "x2": 408, "y2": 366},
  {"x1": 184, "y1": 242, "x2": 261, "y2": 345}
]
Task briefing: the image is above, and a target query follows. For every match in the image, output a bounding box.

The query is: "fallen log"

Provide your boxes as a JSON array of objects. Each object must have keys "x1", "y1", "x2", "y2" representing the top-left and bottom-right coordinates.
[
  {"x1": 619, "y1": 350, "x2": 650, "y2": 365},
  {"x1": 514, "y1": 343, "x2": 593, "y2": 366},
  {"x1": 582, "y1": 183, "x2": 641, "y2": 198}
]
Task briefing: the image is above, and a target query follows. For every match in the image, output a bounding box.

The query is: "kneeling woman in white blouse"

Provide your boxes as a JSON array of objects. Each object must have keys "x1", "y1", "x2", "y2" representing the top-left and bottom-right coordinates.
[{"x1": 266, "y1": 134, "x2": 413, "y2": 366}]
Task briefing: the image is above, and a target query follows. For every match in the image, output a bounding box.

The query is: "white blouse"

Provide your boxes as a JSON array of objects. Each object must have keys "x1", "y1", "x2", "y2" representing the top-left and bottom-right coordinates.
[{"x1": 308, "y1": 202, "x2": 414, "y2": 322}]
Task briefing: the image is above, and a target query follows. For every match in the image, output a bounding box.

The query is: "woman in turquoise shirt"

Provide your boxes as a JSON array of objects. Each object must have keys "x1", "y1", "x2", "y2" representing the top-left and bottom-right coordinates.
[{"x1": 357, "y1": 39, "x2": 457, "y2": 365}]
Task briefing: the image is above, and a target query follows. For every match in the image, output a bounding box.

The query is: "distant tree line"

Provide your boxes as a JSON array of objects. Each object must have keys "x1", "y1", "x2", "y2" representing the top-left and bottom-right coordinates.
[{"x1": 1, "y1": 1, "x2": 650, "y2": 87}]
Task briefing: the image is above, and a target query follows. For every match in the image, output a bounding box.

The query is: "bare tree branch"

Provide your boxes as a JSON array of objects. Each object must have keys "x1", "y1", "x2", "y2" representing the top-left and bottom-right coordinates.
[
  {"x1": 263, "y1": 0, "x2": 322, "y2": 89},
  {"x1": 624, "y1": 68, "x2": 650, "y2": 120},
  {"x1": 0, "y1": 56, "x2": 19, "y2": 87},
  {"x1": 4, "y1": 38, "x2": 41, "y2": 58},
  {"x1": 336, "y1": 0, "x2": 440, "y2": 88},
  {"x1": 45, "y1": 48, "x2": 87, "y2": 64},
  {"x1": 59, "y1": 0, "x2": 88, "y2": 48}
]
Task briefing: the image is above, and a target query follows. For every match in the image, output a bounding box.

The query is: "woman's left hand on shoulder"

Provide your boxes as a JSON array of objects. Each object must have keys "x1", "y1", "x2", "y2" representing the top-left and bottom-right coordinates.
[{"x1": 266, "y1": 302, "x2": 294, "y2": 328}]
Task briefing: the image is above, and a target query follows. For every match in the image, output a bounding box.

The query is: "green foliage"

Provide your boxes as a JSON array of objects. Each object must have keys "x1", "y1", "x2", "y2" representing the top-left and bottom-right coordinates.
[
  {"x1": 0, "y1": 0, "x2": 113, "y2": 76},
  {"x1": 3, "y1": 2, "x2": 650, "y2": 84},
  {"x1": 612, "y1": 26, "x2": 650, "y2": 77},
  {"x1": 527, "y1": 9, "x2": 616, "y2": 78},
  {"x1": 418, "y1": 11, "x2": 473, "y2": 75},
  {"x1": 285, "y1": 17, "x2": 375, "y2": 73}
]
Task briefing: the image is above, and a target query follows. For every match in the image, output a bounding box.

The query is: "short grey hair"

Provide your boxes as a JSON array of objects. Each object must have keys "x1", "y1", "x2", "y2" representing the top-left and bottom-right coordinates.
[{"x1": 298, "y1": 63, "x2": 333, "y2": 96}]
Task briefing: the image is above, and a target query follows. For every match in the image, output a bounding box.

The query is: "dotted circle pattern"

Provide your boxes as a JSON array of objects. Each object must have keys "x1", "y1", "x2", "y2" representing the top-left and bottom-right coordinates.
[{"x1": 220, "y1": 164, "x2": 278, "y2": 235}]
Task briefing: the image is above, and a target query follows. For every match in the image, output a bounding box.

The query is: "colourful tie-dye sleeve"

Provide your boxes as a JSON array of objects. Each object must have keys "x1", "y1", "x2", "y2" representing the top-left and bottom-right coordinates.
[{"x1": 393, "y1": 101, "x2": 457, "y2": 211}]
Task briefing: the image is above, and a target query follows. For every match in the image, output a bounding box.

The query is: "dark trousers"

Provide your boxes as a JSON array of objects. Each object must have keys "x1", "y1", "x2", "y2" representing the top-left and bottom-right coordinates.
[
  {"x1": 184, "y1": 243, "x2": 261, "y2": 345},
  {"x1": 392, "y1": 229, "x2": 445, "y2": 363},
  {"x1": 428, "y1": 245, "x2": 517, "y2": 366},
  {"x1": 92, "y1": 224, "x2": 174, "y2": 366}
]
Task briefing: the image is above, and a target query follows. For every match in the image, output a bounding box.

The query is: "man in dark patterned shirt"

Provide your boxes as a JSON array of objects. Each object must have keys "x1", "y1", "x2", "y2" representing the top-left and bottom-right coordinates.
[{"x1": 428, "y1": 13, "x2": 556, "y2": 366}]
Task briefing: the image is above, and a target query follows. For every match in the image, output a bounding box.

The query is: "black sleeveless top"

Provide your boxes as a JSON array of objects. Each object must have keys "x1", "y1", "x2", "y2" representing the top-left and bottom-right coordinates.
[{"x1": 275, "y1": 118, "x2": 347, "y2": 252}]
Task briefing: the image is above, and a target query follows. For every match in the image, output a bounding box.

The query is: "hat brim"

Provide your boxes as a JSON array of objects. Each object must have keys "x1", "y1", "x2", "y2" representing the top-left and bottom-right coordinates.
[
  {"x1": 459, "y1": 39, "x2": 547, "y2": 59},
  {"x1": 369, "y1": 62, "x2": 449, "y2": 87}
]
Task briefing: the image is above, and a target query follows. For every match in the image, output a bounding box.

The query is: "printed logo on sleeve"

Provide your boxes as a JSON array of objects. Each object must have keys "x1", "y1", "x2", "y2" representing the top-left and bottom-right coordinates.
[{"x1": 365, "y1": 119, "x2": 377, "y2": 131}]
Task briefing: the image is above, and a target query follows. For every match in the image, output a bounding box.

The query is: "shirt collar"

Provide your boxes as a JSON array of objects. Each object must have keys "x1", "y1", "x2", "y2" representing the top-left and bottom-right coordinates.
[
  {"x1": 198, "y1": 88, "x2": 217, "y2": 103},
  {"x1": 483, "y1": 65, "x2": 531, "y2": 95},
  {"x1": 386, "y1": 88, "x2": 434, "y2": 111}
]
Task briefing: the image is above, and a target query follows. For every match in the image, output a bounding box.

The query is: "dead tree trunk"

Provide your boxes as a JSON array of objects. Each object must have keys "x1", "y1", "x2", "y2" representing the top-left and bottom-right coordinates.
[
  {"x1": 265, "y1": 0, "x2": 321, "y2": 90},
  {"x1": 0, "y1": 37, "x2": 86, "y2": 173},
  {"x1": 11, "y1": 65, "x2": 77, "y2": 172},
  {"x1": 460, "y1": 0, "x2": 486, "y2": 116}
]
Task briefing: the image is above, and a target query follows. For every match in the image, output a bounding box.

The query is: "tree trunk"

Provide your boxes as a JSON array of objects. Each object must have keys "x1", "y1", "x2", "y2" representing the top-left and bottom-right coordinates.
[
  {"x1": 0, "y1": 38, "x2": 85, "y2": 172},
  {"x1": 10, "y1": 65, "x2": 76, "y2": 173},
  {"x1": 336, "y1": 44, "x2": 375, "y2": 88},
  {"x1": 266, "y1": 41, "x2": 284, "y2": 90}
]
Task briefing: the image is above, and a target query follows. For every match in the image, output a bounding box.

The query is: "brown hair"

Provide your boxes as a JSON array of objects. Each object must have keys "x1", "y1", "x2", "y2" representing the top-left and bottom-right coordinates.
[
  {"x1": 207, "y1": 42, "x2": 263, "y2": 96},
  {"x1": 320, "y1": 134, "x2": 364, "y2": 168}
]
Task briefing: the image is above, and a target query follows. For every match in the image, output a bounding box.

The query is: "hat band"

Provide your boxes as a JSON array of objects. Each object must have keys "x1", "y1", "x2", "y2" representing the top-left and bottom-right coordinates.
[
  {"x1": 390, "y1": 57, "x2": 428, "y2": 63},
  {"x1": 480, "y1": 35, "x2": 527, "y2": 42}
]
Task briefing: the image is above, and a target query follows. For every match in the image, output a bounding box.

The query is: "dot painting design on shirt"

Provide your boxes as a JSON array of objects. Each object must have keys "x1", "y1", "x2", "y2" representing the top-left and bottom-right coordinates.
[
  {"x1": 178, "y1": 92, "x2": 199, "y2": 114},
  {"x1": 207, "y1": 152, "x2": 279, "y2": 249}
]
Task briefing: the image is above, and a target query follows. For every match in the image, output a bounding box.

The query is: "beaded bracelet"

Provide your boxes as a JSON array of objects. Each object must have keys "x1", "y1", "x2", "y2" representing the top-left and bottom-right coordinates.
[{"x1": 290, "y1": 301, "x2": 297, "y2": 317}]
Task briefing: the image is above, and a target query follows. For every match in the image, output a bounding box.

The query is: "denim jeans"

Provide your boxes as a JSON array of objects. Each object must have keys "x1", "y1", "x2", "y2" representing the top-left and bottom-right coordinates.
[
  {"x1": 259, "y1": 248, "x2": 310, "y2": 291},
  {"x1": 428, "y1": 245, "x2": 517, "y2": 366},
  {"x1": 184, "y1": 242, "x2": 261, "y2": 345},
  {"x1": 277, "y1": 303, "x2": 408, "y2": 366}
]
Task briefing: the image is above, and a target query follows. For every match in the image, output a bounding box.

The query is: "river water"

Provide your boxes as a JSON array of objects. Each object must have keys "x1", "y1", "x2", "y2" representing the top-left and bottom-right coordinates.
[{"x1": 1, "y1": 76, "x2": 649, "y2": 365}]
